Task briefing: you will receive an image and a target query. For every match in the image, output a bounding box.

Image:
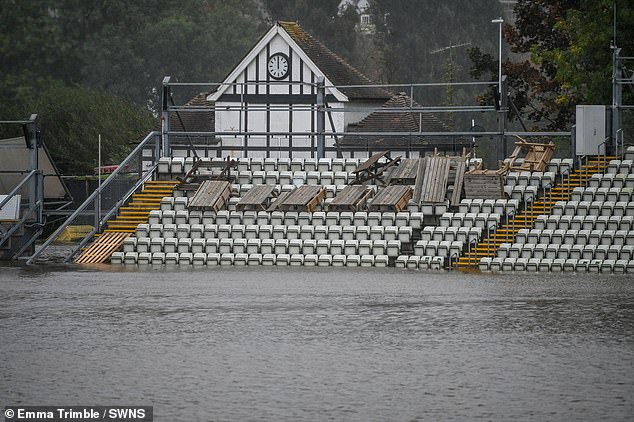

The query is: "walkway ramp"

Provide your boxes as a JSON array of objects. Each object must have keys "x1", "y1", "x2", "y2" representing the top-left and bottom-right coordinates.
[
  {"x1": 74, "y1": 180, "x2": 178, "y2": 263},
  {"x1": 74, "y1": 232, "x2": 131, "y2": 264}
]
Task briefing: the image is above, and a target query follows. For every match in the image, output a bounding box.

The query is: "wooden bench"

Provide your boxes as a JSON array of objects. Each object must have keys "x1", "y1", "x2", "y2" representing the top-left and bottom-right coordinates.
[
  {"x1": 236, "y1": 184, "x2": 277, "y2": 211},
  {"x1": 350, "y1": 151, "x2": 401, "y2": 186},
  {"x1": 275, "y1": 185, "x2": 326, "y2": 212},
  {"x1": 368, "y1": 185, "x2": 413, "y2": 212},
  {"x1": 328, "y1": 185, "x2": 374, "y2": 212},
  {"x1": 188, "y1": 180, "x2": 231, "y2": 211}
]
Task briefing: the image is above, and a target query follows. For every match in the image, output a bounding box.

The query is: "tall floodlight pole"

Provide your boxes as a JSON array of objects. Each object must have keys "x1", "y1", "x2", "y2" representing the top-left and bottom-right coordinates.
[
  {"x1": 492, "y1": 17, "x2": 505, "y2": 163},
  {"x1": 492, "y1": 17, "x2": 504, "y2": 106}
]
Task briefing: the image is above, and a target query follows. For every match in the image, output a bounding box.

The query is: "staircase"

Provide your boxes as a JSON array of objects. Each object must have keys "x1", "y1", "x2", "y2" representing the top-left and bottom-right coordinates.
[
  {"x1": 0, "y1": 224, "x2": 43, "y2": 260},
  {"x1": 456, "y1": 157, "x2": 614, "y2": 269},
  {"x1": 74, "y1": 180, "x2": 179, "y2": 263}
]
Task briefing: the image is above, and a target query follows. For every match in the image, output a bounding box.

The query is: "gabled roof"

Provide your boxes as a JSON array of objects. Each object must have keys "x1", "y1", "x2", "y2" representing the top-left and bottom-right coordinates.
[
  {"x1": 169, "y1": 93, "x2": 214, "y2": 134},
  {"x1": 278, "y1": 21, "x2": 389, "y2": 100},
  {"x1": 209, "y1": 21, "x2": 390, "y2": 102},
  {"x1": 341, "y1": 92, "x2": 467, "y2": 148}
]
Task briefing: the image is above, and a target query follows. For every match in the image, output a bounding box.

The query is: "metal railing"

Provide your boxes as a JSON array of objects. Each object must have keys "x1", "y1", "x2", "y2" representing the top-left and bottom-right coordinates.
[
  {"x1": 0, "y1": 170, "x2": 44, "y2": 256},
  {"x1": 26, "y1": 132, "x2": 161, "y2": 264},
  {"x1": 0, "y1": 170, "x2": 38, "y2": 211},
  {"x1": 63, "y1": 163, "x2": 158, "y2": 263}
]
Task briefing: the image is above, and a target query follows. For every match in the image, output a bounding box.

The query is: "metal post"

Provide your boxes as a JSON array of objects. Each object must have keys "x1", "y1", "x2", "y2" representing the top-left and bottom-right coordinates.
[
  {"x1": 316, "y1": 76, "x2": 325, "y2": 159},
  {"x1": 571, "y1": 124, "x2": 576, "y2": 159},
  {"x1": 492, "y1": 17, "x2": 504, "y2": 102},
  {"x1": 23, "y1": 114, "x2": 39, "y2": 222},
  {"x1": 498, "y1": 75, "x2": 508, "y2": 163},
  {"x1": 162, "y1": 76, "x2": 171, "y2": 157},
  {"x1": 611, "y1": 38, "x2": 622, "y2": 156},
  {"x1": 96, "y1": 134, "x2": 102, "y2": 231}
]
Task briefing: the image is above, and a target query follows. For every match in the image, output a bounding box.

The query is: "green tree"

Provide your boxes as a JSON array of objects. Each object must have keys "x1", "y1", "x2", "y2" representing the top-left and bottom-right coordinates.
[
  {"x1": 469, "y1": 0, "x2": 634, "y2": 130},
  {"x1": 7, "y1": 82, "x2": 156, "y2": 175}
]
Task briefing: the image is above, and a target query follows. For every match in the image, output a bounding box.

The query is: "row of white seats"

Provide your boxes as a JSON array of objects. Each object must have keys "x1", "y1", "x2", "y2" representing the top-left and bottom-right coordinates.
[
  {"x1": 497, "y1": 242, "x2": 634, "y2": 261},
  {"x1": 480, "y1": 257, "x2": 634, "y2": 273},
  {"x1": 505, "y1": 171, "x2": 556, "y2": 189},
  {"x1": 550, "y1": 200, "x2": 634, "y2": 217},
  {"x1": 235, "y1": 170, "x2": 354, "y2": 186},
  {"x1": 625, "y1": 146, "x2": 634, "y2": 161},
  {"x1": 135, "y1": 224, "x2": 414, "y2": 242},
  {"x1": 439, "y1": 213, "x2": 502, "y2": 230},
  {"x1": 413, "y1": 240, "x2": 464, "y2": 257},
  {"x1": 234, "y1": 157, "x2": 362, "y2": 172},
  {"x1": 605, "y1": 159, "x2": 634, "y2": 175},
  {"x1": 458, "y1": 199, "x2": 519, "y2": 215},
  {"x1": 545, "y1": 158, "x2": 574, "y2": 174},
  {"x1": 124, "y1": 237, "x2": 404, "y2": 257},
  {"x1": 148, "y1": 209, "x2": 425, "y2": 229},
  {"x1": 395, "y1": 255, "x2": 445, "y2": 270},
  {"x1": 570, "y1": 186, "x2": 632, "y2": 202},
  {"x1": 157, "y1": 156, "x2": 364, "y2": 174},
  {"x1": 113, "y1": 252, "x2": 392, "y2": 267},
  {"x1": 421, "y1": 226, "x2": 483, "y2": 243},
  {"x1": 514, "y1": 228, "x2": 634, "y2": 246},
  {"x1": 504, "y1": 185, "x2": 538, "y2": 203},
  {"x1": 587, "y1": 172, "x2": 634, "y2": 188},
  {"x1": 533, "y1": 214, "x2": 633, "y2": 231},
  {"x1": 501, "y1": 158, "x2": 573, "y2": 175}
]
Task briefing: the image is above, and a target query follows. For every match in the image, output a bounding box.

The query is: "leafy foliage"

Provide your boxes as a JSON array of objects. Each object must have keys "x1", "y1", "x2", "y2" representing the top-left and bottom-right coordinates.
[
  {"x1": 6, "y1": 82, "x2": 156, "y2": 175},
  {"x1": 469, "y1": 0, "x2": 634, "y2": 130},
  {"x1": 0, "y1": 0, "x2": 264, "y2": 174}
]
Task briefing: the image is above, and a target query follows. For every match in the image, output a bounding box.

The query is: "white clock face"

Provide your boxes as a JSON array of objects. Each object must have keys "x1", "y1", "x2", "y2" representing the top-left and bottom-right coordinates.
[{"x1": 268, "y1": 53, "x2": 289, "y2": 80}]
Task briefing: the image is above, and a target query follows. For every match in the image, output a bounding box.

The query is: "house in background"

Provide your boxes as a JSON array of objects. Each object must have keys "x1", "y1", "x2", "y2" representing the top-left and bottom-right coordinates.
[
  {"x1": 207, "y1": 21, "x2": 390, "y2": 158},
  {"x1": 341, "y1": 92, "x2": 471, "y2": 155},
  {"x1": 337, "y1": 0, "x2": 375, "y2": 34}
]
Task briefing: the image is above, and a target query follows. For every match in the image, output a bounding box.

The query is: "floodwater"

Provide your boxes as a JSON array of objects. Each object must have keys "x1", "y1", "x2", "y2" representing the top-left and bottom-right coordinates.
[{"x1": 1, "y1": 265, "x2": 632, "y2": 421}]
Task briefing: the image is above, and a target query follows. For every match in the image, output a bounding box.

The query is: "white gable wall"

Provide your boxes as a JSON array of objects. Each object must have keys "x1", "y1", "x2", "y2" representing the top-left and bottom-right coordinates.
[{"x1": 211, "y1": 28, "x2": 349, "y2": 158}]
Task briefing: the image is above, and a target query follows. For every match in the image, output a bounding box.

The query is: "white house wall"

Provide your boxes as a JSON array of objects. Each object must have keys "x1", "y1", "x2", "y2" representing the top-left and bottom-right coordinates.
[
  {"x1": 344, "y1": 101, "x2": 381, "y2": 126},
  {"x1": 212, "y1": 29, "x2": 351, "y2": 158},
  {"x1": 226, "y1": 34, "x2": 322, "y2": 97},
  {"x1": 215, "y1": 100, "x2": 345, "y2": 158}
]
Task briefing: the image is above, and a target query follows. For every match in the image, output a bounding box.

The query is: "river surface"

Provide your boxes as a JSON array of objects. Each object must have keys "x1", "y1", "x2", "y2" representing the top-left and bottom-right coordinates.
[{"x1": 1, "y1": 265, "x2": 632, "y2": 421}]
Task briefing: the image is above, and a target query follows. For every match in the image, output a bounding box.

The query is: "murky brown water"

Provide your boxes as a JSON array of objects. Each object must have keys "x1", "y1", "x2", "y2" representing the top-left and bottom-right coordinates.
[{"x1": 1, "y1": 265, "x2": 632, "y2": 421}]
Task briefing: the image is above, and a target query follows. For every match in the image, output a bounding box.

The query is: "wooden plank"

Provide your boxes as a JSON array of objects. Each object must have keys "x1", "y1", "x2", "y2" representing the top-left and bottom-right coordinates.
[
  {"x1": 368, "y1": 185, "x2": 413, "y2": 212},
  {"x1": 188, "y1": 180, "x2": 231, "y2": 211},
  {"x1": 420, "y1": 156, "x2": 450, "y2": 204},
  {"x1": 463, "y1": 173, "x2": 505, "y2": 199},
  {"x1": 329, "y1": 185, "x2": 374, "y2": 211},
  {"x1": 449, "y1": 160, "x2": 466, "y2": 206},
  {"x1": 353, "y1": 151, "x2": 389, "y2": 174},
  {"x1": 389, "y1": 158, "x2": 420, "y2": 184},
  {"x1": 236, "y1": 184, "x2": 276, "y2": 211},
  {"x1": 267, "y1": 190, "x2": 293, "y2": 212},
  {"x1": 277, "y1": 185, "x2": 326, "y2": 212},
  {"x1": 412, "y1": 157, "x2": 426, "y2": 203},
  {"x1": 75, "y1": 232, "x2": 131, "y2": 264}
]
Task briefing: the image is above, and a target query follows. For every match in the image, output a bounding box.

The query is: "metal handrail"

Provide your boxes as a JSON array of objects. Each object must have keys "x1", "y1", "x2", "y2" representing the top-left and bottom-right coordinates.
[
  {"x1": 26, "y1": 132, "x2": 160, "y2": 264},
  {"x1": 616, "y1": 129, "x2": 624, "y2": 157},
  {"x1": 598, "y1": 138, "x2": 608, "y2": 169},
  {"x1": 0, "y1": 200, "x2": 42, "y2": 249},
  {"x1": 64, "y1": 163, "x2": 158, "y2": 263},
  {"x1": 0, "y1": 170, "x2": 37, "y2": 211},
  {"x1": 449, "y1": 252, "x2": 459, "y2": 271}
]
